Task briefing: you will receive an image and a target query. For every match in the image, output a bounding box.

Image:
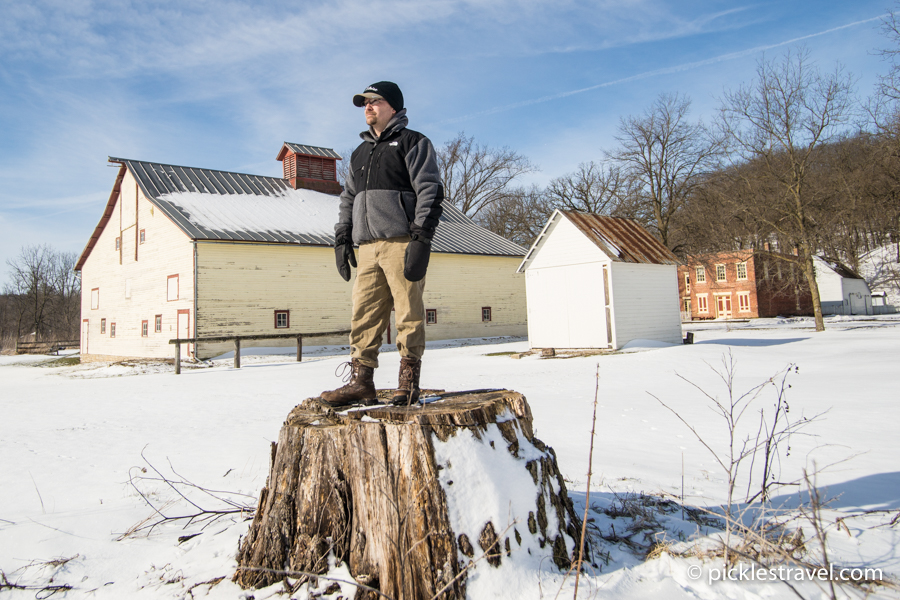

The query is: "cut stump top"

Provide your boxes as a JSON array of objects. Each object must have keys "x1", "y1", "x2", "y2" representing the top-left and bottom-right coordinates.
[{"x1": 289, "y1": 389, "x2": 535, "y2": 439}]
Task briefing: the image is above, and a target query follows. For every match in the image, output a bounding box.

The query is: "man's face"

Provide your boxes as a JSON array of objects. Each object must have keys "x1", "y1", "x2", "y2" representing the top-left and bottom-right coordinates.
[{"x1": 364, "y1": 97, "x2": 396, "y2": 131}]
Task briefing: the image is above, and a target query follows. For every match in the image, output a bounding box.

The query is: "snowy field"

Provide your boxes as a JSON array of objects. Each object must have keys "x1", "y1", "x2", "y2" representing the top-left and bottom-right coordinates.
[{"x1": 1, "y1": 315, "x2": 899, "y2": 599}]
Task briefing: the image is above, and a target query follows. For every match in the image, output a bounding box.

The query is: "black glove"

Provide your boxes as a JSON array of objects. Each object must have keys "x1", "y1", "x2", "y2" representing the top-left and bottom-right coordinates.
[
  {"x1": 335, "y1": 233, "x2": 356, "y2": 282},
  {"x1": 404, "y1": 225, "x2": 433, "y2": 282}
]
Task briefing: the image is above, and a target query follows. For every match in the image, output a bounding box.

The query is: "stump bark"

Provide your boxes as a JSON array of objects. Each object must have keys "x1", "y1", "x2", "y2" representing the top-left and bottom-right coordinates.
[{"x1": 234, "y1": 390, "x2": 585, "y2": 600}]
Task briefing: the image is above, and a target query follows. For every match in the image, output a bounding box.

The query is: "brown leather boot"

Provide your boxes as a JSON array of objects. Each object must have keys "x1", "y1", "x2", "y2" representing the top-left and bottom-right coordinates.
[
  {"x1": 391, "y1": 357, "x2": 421, "y2": 406},
  {"x1": 319, "y1": 359, "x2": 377, "y2": 408}
]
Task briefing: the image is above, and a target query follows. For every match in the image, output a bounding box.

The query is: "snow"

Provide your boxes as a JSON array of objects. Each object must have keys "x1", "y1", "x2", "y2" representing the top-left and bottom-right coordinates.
[
  {"x1": 2, "y1": 315, "x2": 900, "y2": 599},
  {"x1": 158, "y1": 187, "x2": 339, "y2": 238}
]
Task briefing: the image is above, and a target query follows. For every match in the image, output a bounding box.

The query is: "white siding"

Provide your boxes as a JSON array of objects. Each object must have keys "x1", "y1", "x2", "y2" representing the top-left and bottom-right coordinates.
[
  {"x1": 194, "y1": 242, "x2": 526, "y2": 359},
  {"x1": 609, "y1": 262, "x2": 682, "y2": 347},
  {"x1": 526, "y1": 215, "x2": 608, "y2": 270},
  {"x1": 814, "y1": 261, "x2": 844, "y2": 303},
  {"x1": 80, "y1": 171, "x2": 195, "y2": 360},
  {"x1": 525, "y1": 263, "x2": 608, "y2": 349}
]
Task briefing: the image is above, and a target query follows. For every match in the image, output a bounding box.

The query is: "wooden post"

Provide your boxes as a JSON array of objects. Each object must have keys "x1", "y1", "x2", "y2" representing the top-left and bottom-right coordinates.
[
  {"x1": 234, "y1": 338, "x2": 241, "y2": 369},
  {"x1": 296, "y1": 335, "x2": 302, "y2": 362},
  {"x1": 174, "y1": 342, "x2": 181, "y2": 375}
]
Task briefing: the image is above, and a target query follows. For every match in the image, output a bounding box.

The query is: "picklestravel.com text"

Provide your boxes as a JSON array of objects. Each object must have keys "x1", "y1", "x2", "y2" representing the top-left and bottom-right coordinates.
[{"x1": 688, "y1": 563, "x2": 883, "y2": 585}]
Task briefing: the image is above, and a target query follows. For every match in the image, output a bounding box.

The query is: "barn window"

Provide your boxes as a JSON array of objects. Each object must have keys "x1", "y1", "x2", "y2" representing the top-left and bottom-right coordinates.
[
  {"x1": 716, "y1": 264, "x2": 727, "y2": 282},
  {"x1": 684, "y1": 273, "x2": 691, "y2": 292},
  {"x1": 167, "y1": 275, "x2": 179, "y2": 301},
  {"x1": 275, "y1": 310, "x2": 290, "y2": 329},
  {"x1": 695, "y1": 266, "x2": 705, "y2": 283},
  {"x1": 110, "y1": 323, "x2": 116, "y2": 338},
  {"x1": 738, "y1": 292, "x2": 751, "y2": 312},
  {"x1": 141, "y1": 320, "x2": 148, "y2": 337},
  {"x1": 91, "y1": 288, "x2": 99, "y2": 310},
  {"x1": 101, "y1": 318, "x2": 106, "y2": 334},
  {"x1": 155, "y1": 315, "x2": 162, "y2": 333},
  {"x1": 697, "y1": 294, "x2": 709, "y2": 313},
  {"x1": 115, "y1": 237, "x2": 120, "y2": 250},
  {"x1": 482, "y1": 307, "x2": 491, "y2": 322},
  {"x1": 426, "y1": 309, "x2": 437, "y2": 324},
  {"x1": 736, "y1": 262, "x2": 748, "y2": 280},
  {"x1": 140, "y1": 229, "x2": 146, "y2": 244}
]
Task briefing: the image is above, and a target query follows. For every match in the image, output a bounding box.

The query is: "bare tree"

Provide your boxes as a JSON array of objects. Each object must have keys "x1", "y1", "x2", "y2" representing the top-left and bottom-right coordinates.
[
  {"x1": 436, "y1": 132, "x2": 537, "y2": 218},
  {"x1": 544, "y1": 160, "x2": 629, "y2": 215},
  {"x1": 719, "y1": 48, "x2": 856, "y2": 331},
  {"x1": 614, "y1": 93, "x2": 724, "y2": 250},
  {"x1": 476, "y1": 185, "x2": 554, "y2": 248},
  {"x1": 4, "y1": 245, "x2": 81, "y2": 343}
]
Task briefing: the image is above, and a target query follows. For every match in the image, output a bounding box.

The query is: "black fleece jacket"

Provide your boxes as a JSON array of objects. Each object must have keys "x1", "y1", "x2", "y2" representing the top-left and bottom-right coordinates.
[{"x1": 336, "y1": 110, "x2": 444, "y2": 244}]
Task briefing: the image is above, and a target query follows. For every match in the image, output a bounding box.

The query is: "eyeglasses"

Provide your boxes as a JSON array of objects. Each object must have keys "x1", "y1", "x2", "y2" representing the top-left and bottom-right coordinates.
[{"x1": 363, "y1": 97, "x2": 385, "y2": 106}]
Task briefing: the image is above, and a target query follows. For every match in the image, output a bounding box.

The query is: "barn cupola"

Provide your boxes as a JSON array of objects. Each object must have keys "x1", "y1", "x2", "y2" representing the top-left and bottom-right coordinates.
[{"x1": 276, "y1": 143, "x2": 343, "y2": 195}]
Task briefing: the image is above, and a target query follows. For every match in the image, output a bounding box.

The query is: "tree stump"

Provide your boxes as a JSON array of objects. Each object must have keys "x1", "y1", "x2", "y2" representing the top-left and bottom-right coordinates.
[{"x1": 234, "y1": 390, "x2": 586, "y2": 600}]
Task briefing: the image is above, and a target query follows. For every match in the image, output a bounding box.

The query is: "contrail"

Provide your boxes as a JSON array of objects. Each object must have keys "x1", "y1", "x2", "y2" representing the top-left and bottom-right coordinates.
[{"x1": 432, "y1": 15, "x2": 884, "y2": 126}]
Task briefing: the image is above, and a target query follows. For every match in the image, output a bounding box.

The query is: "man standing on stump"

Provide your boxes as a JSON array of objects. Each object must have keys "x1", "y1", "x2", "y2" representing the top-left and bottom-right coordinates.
[{"x1": 320, "y1": 81, "x2": 444, "y2": 408}]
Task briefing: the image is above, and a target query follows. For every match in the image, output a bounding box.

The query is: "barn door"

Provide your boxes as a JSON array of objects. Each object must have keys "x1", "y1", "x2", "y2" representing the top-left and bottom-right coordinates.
[
  {"x1": 81, "y1": 319, "x2": 89, "y2": 355},
  {"x1": 177, "y1": 309, "x2": 192, "y2": 357}
]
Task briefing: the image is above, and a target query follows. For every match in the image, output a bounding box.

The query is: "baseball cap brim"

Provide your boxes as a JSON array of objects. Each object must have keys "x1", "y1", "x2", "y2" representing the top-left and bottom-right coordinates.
[{"x1": 352, "y1": 92, "x2": 383, "y2": 107}]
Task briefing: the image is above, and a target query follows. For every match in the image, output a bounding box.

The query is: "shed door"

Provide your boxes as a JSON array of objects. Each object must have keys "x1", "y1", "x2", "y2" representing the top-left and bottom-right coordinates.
[
  {"x1": 81, "y1": 319, "x2": 89, "y2": 355},
  {"x1": 849, "y1": 293, "x2": 866, "y2": 315},
  {"x1": 526, "y1": 264, "x2": 607, "y2": 348}
]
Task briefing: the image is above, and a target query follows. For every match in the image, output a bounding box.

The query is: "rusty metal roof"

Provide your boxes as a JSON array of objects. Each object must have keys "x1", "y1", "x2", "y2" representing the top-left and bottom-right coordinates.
[
  {"x1": 561, "y1": 211, "x2": 678, "y2": 265},
  {"x1": 518, "y1": 210, "x2": 678, "y2": 272}
]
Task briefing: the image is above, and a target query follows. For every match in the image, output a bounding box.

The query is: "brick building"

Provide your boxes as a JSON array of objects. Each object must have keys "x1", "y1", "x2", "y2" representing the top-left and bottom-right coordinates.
[{"x1": 677, "y1": 250, "x2": 813, "y2": 320}]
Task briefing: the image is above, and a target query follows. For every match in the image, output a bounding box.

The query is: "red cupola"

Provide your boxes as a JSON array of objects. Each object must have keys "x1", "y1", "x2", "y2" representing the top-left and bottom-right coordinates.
[{"x1": 276, "y1": 143, "x2": 342, "y2": 195}]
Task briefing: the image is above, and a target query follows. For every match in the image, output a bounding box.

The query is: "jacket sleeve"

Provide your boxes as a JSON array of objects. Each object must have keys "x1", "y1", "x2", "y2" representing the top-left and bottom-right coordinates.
[
  {"x1": 404, "y1": 137, "x2": 444, "y2": 232},
  {"x1": 335, "y1": 154, "x2": 357, "y2": 239}
]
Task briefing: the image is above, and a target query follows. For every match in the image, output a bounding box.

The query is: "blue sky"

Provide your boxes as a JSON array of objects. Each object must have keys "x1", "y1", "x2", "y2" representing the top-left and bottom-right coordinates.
[{"x1": 0, "y1": 0, "x2": 893, "y2": 287}]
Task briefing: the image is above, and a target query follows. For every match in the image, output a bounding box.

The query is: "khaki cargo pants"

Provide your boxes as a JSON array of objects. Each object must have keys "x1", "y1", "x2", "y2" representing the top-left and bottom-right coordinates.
[{"x1": 350, "y1": 236, "x2": 425, "y2": 368}]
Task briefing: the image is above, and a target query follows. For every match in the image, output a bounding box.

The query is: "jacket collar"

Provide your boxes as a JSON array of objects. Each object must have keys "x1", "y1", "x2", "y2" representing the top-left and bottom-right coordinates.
[{"x1": 360, "y1": 109, "x2": 408, "y2": 143}]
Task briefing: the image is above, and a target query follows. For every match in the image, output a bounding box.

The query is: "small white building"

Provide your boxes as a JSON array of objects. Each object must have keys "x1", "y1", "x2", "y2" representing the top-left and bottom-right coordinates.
[
  {"x1": 813, "y1": 256, "x2": 873, "y2": 316},
  {"x1": 517, "y1": 210, "x2": 682, "y2": 350}
]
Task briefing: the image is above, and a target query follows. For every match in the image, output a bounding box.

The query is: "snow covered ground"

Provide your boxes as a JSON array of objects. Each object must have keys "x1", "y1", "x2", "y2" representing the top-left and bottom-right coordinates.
[{"x1": 1, "y1": 315, "x2": 899, "y2": 599}]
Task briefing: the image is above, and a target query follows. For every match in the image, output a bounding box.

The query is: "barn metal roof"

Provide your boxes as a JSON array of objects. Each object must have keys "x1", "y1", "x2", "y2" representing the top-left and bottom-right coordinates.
[
  {"x1": 517, "y1": 210, "x2": 679, "y2": 272},
  {"x1": 94, "y1": 157, "x2": 524, "y2": 257},
  {"x1": 280, "y1": 143, "x2": 342, "y2": 159}
]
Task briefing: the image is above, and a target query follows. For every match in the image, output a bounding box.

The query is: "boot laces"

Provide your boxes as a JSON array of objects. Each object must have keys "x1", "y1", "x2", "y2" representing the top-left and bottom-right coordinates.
[{"x1": 334, "y1": 361, "x2": 357, "y2": 384}]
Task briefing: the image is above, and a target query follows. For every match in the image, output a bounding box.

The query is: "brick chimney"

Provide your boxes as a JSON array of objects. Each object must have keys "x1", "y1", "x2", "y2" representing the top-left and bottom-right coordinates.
[{"x1": 276, "y1": 143, "x2": 343, "y2": 195}]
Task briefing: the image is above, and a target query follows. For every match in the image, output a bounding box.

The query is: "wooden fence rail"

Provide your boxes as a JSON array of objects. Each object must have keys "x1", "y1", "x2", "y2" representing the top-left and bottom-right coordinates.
[
  {"x1": 167, "y1": 330, "x2": 350, "y2": 374},
  {"x1": 16, "y1": 340, "x2": 80, "y2": 355}
]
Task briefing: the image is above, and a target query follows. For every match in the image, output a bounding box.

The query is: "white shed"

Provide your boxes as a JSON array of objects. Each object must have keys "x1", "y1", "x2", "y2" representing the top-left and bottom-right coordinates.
[
  {"x1": 517, "y1": 210, "x2": 682, "y2": 350},
  {"x1": 813, "y1": 256, "x2": 873, "y2": 316}
]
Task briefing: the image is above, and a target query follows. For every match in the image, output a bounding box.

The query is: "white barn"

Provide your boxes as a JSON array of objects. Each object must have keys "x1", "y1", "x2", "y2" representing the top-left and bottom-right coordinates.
[
  {"x1": 813, "y1": 256, "x2": 873, "y2": 316},
  {"x1": 75, "y1": 145, "x2": 527, "y2": 362},
  {"x1": 517, "y1": 210, "x2": 682, "y2": 350}
]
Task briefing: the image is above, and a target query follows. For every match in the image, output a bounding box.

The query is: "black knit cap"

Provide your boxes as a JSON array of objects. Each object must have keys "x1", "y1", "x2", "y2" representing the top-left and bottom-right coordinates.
[{"x1": 352, "y1": 81, "x2": 404, "y2": 112}]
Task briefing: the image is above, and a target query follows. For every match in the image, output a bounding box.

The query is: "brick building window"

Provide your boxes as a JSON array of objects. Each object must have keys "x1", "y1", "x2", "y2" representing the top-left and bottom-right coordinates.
[
  {"x1": 738, "y1": 292, "x2": 751, "y2": 312},
  {"x1": 482, "y1": 307, "x2": 491, "y2": 322},
  {"x1": 426, "y1": 309, "x2": 437, "y2": 324},
  {"x1": 275, "y1": 310, "x2": 290, "y2": 329},
  {"x1": 101, "y1": 318, "x2": 106, "y2": 334},
  {"x1": 697, "y1": 294, "x2": 709, "y2": 313},
  {"x1": 155, "y1": 315, "x2": 162, "y2": 333},
  {"x1": 695, "y1": 266, "x2": 706, "y2": 283},
  {"x1": 684, "y1": 273, "x2": 691, "y2": 292},
  {"x1": 142, "y1": 320, "x2": 149, "y2": 337},
  {"x1": 716, "y1": 264, "x2": 727, "y2": 282},
  {"x1": 736, "y1": 262, "x2": 748, "y2": 280}
]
